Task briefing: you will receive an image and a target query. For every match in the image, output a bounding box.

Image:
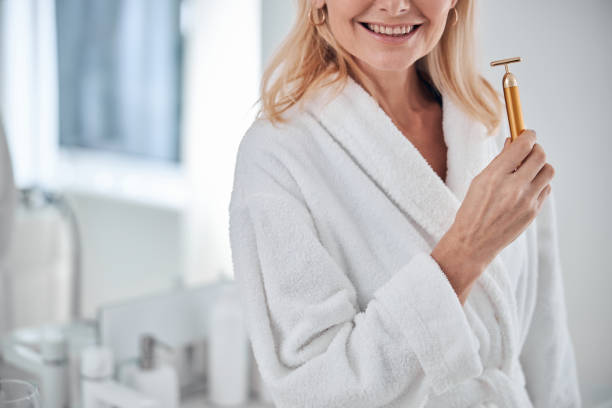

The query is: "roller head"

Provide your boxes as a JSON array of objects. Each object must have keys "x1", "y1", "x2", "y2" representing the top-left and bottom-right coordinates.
[
  {"x1": 490, "y1": 57, "x2": 522, "y2": 67},
  {"x1": 491, "y1": 57, "x2": 522, "y2": 73}
]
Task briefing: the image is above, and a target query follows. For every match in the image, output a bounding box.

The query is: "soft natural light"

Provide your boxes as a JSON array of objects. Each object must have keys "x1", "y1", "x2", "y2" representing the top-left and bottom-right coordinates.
[
  {"x1": 0, "y1": 0, "x2": 261, "y2": 217},
  {"x1": 0, "y1": 0, "x2": 261, "y2": 307}
]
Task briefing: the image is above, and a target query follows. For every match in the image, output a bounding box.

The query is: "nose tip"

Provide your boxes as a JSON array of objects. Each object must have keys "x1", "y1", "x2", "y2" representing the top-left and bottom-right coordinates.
[{"x1": 379, "y1": 1, "x2": 410, "y2": 16}]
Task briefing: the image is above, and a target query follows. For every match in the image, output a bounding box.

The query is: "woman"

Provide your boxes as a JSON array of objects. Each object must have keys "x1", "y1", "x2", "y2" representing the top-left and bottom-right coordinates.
[{"x1": 229, "y1": 0, "x2": 581, "y2": 406}]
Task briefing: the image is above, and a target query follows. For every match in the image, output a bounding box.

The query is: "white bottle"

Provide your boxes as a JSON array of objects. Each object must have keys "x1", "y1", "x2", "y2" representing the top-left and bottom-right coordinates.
[
  {"x1": 126, "y1": 334, "x2": 180, "y2": 408},
  {"x1": 208, "y1": 282, "x2": 250, "y2": 405},
  {"x1": 81, "y1": 346, "x2": 114, "y2": 408},
  {"x1": 67, "y1": 320, "x2": 97, "y2": 407},
  {"x1": 80, "y1": 345, "x2": 161, "y2": 408},
  {"x1": 40, "y1": 327, "x2": 70, "y2": 408}
]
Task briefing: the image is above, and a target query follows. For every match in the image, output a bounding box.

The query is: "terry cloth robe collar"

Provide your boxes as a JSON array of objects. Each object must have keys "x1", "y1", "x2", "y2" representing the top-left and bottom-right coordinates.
[
  {"x1": 304, "y1": 75, "x2": 489, "y2": 239},
  {"x1": 303, "y1": 76, "x2": 531, "y2": 407}
]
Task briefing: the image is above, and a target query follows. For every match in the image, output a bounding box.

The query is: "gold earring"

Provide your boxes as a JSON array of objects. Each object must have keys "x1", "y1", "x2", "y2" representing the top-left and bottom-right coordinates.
[
  {"x1": 450, "y1": 7, "x2": 459, "y2": 26},
  {"x1": 309, "y1": 7, "x2": 326, "y2": 26}
]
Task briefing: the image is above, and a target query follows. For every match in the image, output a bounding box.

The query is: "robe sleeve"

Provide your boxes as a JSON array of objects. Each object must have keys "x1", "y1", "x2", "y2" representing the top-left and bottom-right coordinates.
[
  {"x1": 519, "y1": 188, "x2": 582, "y2": 407},
  {"x1": 228, "y1": 131, "x2": 483, "y2": 407}
]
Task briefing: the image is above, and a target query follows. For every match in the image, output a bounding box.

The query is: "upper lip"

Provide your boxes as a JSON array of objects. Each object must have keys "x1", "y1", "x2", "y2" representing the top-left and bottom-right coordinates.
[{"x1": 360, "y1": 22, "x2": 422, "y2": 27}]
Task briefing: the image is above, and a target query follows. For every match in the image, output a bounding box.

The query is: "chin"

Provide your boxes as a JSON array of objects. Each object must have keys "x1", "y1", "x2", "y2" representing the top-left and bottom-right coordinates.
[{"x1": 359, "y1": 54, "x2": 416, "y2": 72}]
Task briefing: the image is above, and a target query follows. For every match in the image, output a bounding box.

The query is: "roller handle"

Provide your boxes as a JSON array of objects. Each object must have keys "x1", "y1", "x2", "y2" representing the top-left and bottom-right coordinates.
[{"x1": 491, "y1": 57, "x2": 526, "y2": 142}]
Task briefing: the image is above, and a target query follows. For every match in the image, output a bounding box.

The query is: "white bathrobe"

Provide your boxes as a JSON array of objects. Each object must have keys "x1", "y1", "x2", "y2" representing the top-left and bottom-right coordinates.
[{"x1": 228, "y1": 76, "x2": 581, "y2": 408}]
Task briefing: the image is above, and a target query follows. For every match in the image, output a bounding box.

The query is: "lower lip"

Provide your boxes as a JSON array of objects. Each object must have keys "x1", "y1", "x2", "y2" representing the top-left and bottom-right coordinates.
[{"x1": 360, "y1": 23, "x2": 420, "y2": 44}]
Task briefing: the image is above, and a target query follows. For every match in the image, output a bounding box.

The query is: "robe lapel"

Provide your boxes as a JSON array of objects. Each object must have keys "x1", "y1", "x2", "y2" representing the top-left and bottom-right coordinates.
[
  {"x1": 304, "y1": 76, "x2": 520, "y2": 373},
  {"x1": 305, "y1": 75, "x2": 495, "y2": 245}
]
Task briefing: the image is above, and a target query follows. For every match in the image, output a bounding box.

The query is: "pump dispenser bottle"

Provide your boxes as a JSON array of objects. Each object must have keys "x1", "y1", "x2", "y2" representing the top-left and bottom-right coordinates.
[{"x1": 125, "y1": 334, "x2": 180, "y2": 408}]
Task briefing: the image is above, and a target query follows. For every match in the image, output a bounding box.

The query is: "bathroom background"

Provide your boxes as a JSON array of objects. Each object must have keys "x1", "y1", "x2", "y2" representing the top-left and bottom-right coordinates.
[{"x1": 0, "y1": 0, "x2": 610, "y2": 406}]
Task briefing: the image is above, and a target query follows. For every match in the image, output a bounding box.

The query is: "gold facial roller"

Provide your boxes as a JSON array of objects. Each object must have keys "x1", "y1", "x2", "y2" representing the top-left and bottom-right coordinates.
[{"x1": 490, "y1": 57, "x2": 525, "y2": 142}]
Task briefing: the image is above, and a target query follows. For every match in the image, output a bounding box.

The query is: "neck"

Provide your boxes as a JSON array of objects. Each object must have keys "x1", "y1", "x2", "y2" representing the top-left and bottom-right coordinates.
[{"x1": 352, "y1": 61, "x2": 437, "y2": 128}]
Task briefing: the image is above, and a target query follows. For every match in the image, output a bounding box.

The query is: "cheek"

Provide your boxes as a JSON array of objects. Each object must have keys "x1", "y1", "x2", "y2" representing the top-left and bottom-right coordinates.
[
  {"x1": 408, "y1": 13, "x2": 449, "y2": 53},
  {"x1": 325, "y1": 0, "x2": 369, "y2": 48},
  {"x1": 418, "y1": 24, "x2": 442, "y2": 52},
  {"x1": 417, "y1": 0, "x2": 451, "y2": 36},
  {"x1": 327, "y1": 19, "x2": 363, "y2": 60}
]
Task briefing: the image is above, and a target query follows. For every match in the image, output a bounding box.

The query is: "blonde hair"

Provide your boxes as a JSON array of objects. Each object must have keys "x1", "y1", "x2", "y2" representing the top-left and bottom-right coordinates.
[{"x1": 257, "y1": 0, "x2": 504, "y2": 137}]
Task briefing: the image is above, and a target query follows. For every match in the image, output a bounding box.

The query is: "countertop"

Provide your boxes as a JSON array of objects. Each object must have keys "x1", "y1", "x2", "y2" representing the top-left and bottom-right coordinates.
[
  {"x1": 181, "y1": 396, "x2": 274, "y2": 408},
  {"x1": 0, "y1": 357, "x2": 275, "y2": 408}
]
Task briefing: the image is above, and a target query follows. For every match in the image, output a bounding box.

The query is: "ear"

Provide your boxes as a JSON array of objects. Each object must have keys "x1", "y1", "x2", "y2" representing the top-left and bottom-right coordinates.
[{"x1": 451, "y1": 0, "x2": 458, "y2": 8}]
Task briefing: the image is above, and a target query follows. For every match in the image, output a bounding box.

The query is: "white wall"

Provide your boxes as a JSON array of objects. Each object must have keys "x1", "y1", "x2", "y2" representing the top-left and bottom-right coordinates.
[
  {"x1": 478, "y1": 1, "x2": 612, "y2": 405},
  {"x1": 261, "y1": 0, "x2": 296, "y2": 72},
  {"x1": 261, "y1": 0, "x2": 612, "y2": 405},
  {"x1": 66, "y1": 192, "x2": 183, "y2": 318},
  {"x1": 181, "y1": 0, "x2": 261, "y2": 287}
]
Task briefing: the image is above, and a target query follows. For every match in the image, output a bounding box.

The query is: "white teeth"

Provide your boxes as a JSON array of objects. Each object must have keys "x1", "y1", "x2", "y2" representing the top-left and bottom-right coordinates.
[{"x1": 366, "y1": 23, "x2": 413, "y2": 36}]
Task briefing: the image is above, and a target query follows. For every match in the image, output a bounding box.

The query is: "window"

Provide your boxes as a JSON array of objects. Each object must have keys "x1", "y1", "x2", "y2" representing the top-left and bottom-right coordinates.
[
  {"x1": 1, "y1": 0, "x2": 260, "y2": 211},
  {"x1": 55, "y1": 0, "x2": 183, "y2": 162}
]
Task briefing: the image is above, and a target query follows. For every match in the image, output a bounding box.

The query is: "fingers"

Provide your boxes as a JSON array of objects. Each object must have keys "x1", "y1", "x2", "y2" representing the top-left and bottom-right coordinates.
[
  {"x1": 528, "y1": 162, "x2": 555, "y2": 198},
  {"x1": 536, "y1": 183, "x2": 552, "y2": 206},
  {"x1": 495, "y1": 129, "x2": 537, "y2": 174},
  {"x1": 515, "y1": 142, "x2": 547, "y2": 181}
]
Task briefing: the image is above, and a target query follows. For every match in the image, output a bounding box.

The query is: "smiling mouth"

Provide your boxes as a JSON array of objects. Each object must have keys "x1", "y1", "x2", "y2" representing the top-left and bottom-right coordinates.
[{"x1": 359, "y1": 22, "x2": 422, "y2": 37}]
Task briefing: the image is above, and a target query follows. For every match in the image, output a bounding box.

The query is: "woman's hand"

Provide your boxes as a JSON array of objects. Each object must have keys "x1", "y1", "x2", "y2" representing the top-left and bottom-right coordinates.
[{"x1": 432, "y1": 129, "x2": 555, "y2": 303}]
